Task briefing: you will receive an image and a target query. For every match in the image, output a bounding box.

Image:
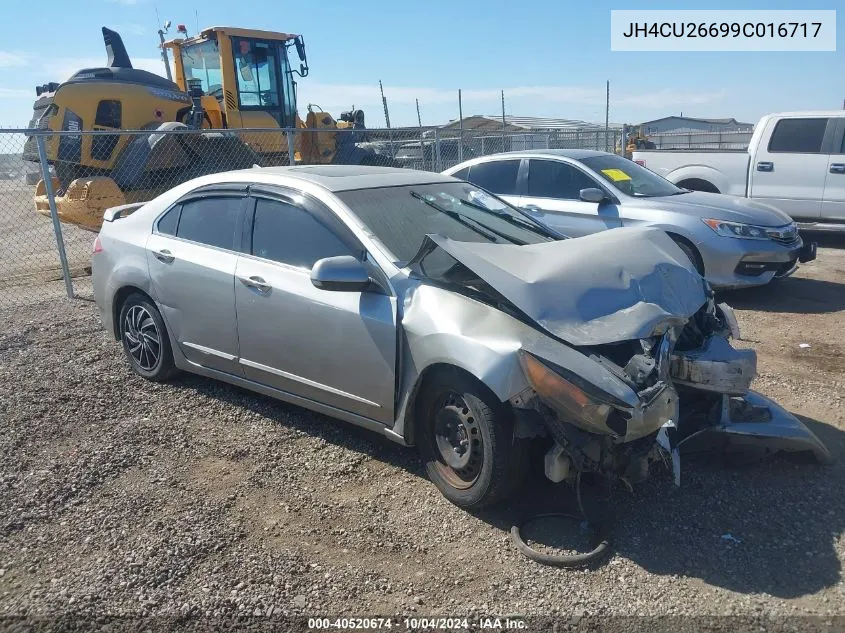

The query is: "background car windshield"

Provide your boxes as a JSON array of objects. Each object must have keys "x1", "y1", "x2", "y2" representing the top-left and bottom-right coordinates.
[
  {"x1": 579, "y1": 155, "x2": 683, "y2": 197},
  {"x1": 336, "y1": 182, "x2": 553, "y2": 263}
]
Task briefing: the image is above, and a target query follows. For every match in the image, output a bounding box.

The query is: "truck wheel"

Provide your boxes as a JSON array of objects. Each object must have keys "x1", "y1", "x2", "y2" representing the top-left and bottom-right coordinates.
[
  {"x1": 418, "y1": 370, "x2": 527, "y2": 509},
  {"x1": 677, "y1": 178, "x2": 720, "y2": 194}
]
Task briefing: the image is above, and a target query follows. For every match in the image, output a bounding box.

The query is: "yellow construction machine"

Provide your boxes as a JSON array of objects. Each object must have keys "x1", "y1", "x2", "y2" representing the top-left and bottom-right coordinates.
[{"x1": 23, "y1": 26, "x2": 388, "y2": 231}]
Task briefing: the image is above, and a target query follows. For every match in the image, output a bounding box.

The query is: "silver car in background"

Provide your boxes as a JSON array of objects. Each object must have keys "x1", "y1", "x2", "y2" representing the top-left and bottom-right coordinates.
[
  {"x1": 92, "y1": 165, "x2": 829, "y2": 510},
  {"x1": 444, "y1": 150, "x2": 817, "y2": 289}
]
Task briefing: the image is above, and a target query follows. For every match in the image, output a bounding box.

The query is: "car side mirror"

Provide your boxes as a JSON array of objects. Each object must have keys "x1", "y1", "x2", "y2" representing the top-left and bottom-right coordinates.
[
  {"x1": 310, "y1": 255, "x2": 371, "y2": 292},
  {"x1": 579, "y1": 188, "x2": 606, "y2": 203}
]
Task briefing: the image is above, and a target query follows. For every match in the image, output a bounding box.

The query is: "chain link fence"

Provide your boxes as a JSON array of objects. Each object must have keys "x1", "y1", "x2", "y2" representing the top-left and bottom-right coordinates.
[
  {"x1": 0, "y1": 132, "x2": 82, "y2": 309},
  {"x1": 0, "y1": 124, "x2": 624, "y2": 310}
]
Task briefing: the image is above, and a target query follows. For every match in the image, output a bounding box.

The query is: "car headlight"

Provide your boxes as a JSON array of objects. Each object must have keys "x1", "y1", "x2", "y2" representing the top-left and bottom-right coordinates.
[
  {"x1": 702, "y1": 218, "x2": 770, "y2": 240},
  {"x1": 519, "y1": 351, "x2": 620, "y2": 436}
]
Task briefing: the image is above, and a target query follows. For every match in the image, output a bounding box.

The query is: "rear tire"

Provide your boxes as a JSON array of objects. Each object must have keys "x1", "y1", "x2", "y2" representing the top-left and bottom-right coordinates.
[
  {"x1": 418, "y1": 370, "x2": 528, "y2": 509},
  {"x1": 118, "y1": 293, "x2": 176, "y2": 382}
]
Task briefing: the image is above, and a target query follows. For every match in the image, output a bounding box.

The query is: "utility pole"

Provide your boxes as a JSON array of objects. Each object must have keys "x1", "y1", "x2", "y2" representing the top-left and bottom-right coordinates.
[
  {"x1": 501, "y1": 90, "x2": 507, "y2": 151},
  {"x1": 458, "y1": 89, "x2": 464, "y2": 162},
  {"x1": 605, "y1": 80, "x2": 610, "y2": 152},
  {"x1": 157, "y1": 18, "x2": 173, "y2": 81},
  {"x1": 379, "y1": 80, "x2": 394, "y2": 155},
  {"x1": 416, "y1": 98, "x2": 427, "y2": 169}
]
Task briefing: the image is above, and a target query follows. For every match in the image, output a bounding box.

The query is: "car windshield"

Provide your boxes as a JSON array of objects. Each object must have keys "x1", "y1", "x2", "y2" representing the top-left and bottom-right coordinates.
[
  {"x1": 335, "y1": 182, "x2": 556, "y2": 264},
  {"x1": 578, "y1": 154, "x2": 686, "y2": 198}
]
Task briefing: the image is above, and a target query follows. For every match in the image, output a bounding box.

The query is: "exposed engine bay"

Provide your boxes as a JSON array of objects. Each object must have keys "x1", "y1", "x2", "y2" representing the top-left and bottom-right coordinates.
[
  {"x1": 404, "y1": 229, "x2": 831, "y2": 490},
  {"x1": 515, "y1": 295, "x2": 830, "y2": 488}
]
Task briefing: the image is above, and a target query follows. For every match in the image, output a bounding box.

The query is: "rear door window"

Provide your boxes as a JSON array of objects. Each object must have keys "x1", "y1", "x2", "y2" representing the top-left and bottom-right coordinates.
[
  {"x1": 467, "y1": 160, "x2": 520, "y2": 195},
  {"x1": 768, "y1": 118, "x2": 829, "y2": 153},
  {"x1": 450, "y1": 167, "x2": 470, "y2": 180},
  {"x1": 527, "y1": 159, "x2": 599, "y2": 199},
  {"x1": 156, "y1": 204, "x2": 181, "y2": 236},
  {"x1": 175, "y1": 197, "x2": 241, "y2": 250}
]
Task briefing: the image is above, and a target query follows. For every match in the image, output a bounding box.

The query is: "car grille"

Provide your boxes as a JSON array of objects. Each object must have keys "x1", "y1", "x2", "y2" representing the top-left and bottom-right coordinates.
[{"x1": 765, "y1": 223, "x2": 800, "y2": 246}]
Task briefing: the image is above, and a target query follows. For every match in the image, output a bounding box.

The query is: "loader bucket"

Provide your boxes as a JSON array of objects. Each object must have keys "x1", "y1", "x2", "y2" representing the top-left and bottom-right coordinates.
[{"x1": 35, "y1": 177, "x2": 126, "y2": 232}]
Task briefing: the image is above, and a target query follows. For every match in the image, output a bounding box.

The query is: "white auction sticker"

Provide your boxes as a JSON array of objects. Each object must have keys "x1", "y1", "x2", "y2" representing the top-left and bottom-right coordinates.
[{"x1": 610, "y1": 10, "x2": 836, "y2": 52}]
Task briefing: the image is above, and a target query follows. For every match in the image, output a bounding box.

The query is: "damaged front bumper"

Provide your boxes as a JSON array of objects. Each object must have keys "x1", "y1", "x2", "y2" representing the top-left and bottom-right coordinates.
[
  {"x1": 517, "y1": 302, "x2": 830, "y2": 485},
  {"x1": 674, "y1": 391, "x2": 831, "y2": 463}
]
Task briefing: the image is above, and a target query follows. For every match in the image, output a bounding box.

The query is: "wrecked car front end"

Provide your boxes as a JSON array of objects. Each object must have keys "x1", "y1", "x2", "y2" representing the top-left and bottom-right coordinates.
[{"x1": 399, "y1": 226, "x2": 830, "y2": 488}]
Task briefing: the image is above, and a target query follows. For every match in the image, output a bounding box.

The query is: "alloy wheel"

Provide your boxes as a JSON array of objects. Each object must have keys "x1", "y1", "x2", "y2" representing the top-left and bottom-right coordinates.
[{"x1": 123, "y1": 305, "x2": 161, "y2": 372}]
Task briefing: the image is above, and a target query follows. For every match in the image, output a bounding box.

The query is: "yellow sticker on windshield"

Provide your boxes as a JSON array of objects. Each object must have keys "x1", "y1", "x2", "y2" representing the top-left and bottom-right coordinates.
[{"x1": 601, "y1": 168, "x2": 632, "y2": 182}]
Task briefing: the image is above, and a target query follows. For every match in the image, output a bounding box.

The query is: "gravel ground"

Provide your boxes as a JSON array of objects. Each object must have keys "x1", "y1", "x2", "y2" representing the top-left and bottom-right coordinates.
[{"x1": 1, "y1": 237, "x2": 844, "y2": 625}]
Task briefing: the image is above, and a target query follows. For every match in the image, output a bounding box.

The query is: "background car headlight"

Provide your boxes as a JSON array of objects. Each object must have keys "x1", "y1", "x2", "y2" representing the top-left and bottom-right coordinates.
[{"x1": 702, "y1": 218, "x2": 770, "y2": 240}]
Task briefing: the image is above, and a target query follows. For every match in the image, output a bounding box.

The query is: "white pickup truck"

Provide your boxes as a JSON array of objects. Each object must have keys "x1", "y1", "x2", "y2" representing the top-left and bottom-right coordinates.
[{"x1": 633, "y1": 111, "x2": 845, "y2": 231}]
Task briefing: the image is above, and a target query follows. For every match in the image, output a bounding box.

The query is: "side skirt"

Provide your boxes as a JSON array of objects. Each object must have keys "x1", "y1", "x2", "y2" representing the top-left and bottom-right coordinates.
[{"x1": 181, "y1": 359, "x2": 410, "y2": 447}]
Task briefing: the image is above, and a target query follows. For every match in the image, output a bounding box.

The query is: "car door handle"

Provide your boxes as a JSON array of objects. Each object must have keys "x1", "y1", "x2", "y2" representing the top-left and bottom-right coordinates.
[
  {"x1": 238, "y1": 275, "x2": 271, "y2": 294},
  {"x1": 830, "y1": 163, "x2": 845, "y2": 174},
  {"x1": 757, "y1": 161, "x2": 774, "y2": 172},
  {"x1": 153, "y1": 249, "x2": 175, "y2": 264}
]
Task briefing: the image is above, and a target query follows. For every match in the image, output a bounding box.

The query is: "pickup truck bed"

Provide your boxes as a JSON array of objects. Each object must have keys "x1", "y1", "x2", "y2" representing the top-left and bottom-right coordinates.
[{"x1": 632, "y1": 111, "x2": 845, "y2": 229}]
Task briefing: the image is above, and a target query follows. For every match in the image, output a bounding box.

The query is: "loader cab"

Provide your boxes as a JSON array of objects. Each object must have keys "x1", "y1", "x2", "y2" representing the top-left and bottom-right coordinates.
[{"x1": 170, "y1": 27, "x2": 304, "y2": 129}]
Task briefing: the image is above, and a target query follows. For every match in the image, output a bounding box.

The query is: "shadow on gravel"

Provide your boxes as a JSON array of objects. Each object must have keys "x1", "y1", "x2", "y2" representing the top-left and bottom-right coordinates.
[
  {"x1": 476, "y1": 415, "x2": 845, "y2": 598},
  {"x1": 719, "y1": 276, "x2": 845, "y2": 314},
  {"x1": 174, "y1": 374, "x2": 845, "y2": 598},
  {"x1": 172, "y1": 374, "x2": 425, "y2": 476},
  {"x1": 802, "y1": 231, "x2": 845, "y2": 250}
]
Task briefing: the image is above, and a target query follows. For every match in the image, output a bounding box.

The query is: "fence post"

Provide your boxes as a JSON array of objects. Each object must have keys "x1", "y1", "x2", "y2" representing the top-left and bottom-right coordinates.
[
  {"x1": 287, "y1": 128, "x2": 296, "y2": 166},
  {"x1": 434, "y1": 129, "x2": 442, "y2": 172},
  {"x1": 419, "y1": 129, "x2": 427, "y2": 171},
  {"x1": 35, "y1": 134, "x2": 74, "y2": 299}
]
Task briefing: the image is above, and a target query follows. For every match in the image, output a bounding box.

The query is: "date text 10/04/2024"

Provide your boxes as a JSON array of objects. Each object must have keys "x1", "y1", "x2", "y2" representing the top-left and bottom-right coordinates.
[{"x1": 307, "y1": 617, "x2": 527, "y2": 629}]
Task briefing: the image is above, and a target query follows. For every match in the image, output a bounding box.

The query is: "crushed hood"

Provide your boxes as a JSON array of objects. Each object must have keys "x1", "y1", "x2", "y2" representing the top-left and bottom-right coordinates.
[{"x1": 425, "y1": 227, "x2": 708, "y2": 346}]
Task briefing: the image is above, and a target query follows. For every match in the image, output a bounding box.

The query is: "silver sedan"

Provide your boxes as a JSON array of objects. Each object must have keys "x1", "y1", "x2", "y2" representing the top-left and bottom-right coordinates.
[
  {"x1": 92, "y1": 165, "x2": 829, "y2": 509},
  {"x1": 443, "y1": 150, "x2": 817, "y2": 289}
]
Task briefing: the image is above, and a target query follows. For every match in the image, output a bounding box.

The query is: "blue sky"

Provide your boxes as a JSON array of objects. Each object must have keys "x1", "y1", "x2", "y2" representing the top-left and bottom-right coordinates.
[{"x1": 0, "y1": 0, "x2": 842, "y2": 128}]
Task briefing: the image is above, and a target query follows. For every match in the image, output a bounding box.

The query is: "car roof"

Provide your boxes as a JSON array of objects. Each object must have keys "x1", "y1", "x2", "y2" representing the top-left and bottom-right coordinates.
[
  {"x1": 228, "y1": 165, "x2": 454, "y2": 192},
  {"x1": 486, "y1": 149, "x2": 610, "y2": 160}
]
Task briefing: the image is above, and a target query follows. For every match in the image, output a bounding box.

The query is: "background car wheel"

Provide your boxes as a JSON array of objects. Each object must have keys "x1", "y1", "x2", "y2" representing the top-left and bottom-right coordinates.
[
  {"x1": 118, "y1": 293, "x2": 176, "y2": 382},
  {"x1": 670, "y1": 237, "x2": 705, "y2": 276},
  {"x1": 418, "y1": 370, "x2": 527, "y2": 510}
]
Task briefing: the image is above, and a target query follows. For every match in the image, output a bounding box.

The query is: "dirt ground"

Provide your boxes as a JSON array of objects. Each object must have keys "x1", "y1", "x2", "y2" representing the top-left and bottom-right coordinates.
[
  {"x1": 0, "y1": 235, "x2": 844, "y2": 629},
  {"x1": 0, "y1": 182, "x2": 94, "y2": 308}
]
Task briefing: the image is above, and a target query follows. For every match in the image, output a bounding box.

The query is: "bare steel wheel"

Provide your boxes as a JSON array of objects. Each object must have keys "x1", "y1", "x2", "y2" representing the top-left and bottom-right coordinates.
[
  {"x1": 419, "y1": 370, "x2": 528, "y2": 509},
  {"x1": 118, "y1": 292, "x2": 176, "y2": 381},
  {"x1": 432, "y1": 392, "x2": 484, "y2": 489}
]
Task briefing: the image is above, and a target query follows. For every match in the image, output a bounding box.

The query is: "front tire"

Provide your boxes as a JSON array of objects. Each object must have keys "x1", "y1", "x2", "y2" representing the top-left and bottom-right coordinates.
[
  {"x1": 671, "y1": 237, "x2": 705, "y2": 276},
  {"x1": 118, "y1": 293, "x2": 176, "y2": 381},
  {"x1": 418, "y1": 370, "x2": 527, "y2": 509}
]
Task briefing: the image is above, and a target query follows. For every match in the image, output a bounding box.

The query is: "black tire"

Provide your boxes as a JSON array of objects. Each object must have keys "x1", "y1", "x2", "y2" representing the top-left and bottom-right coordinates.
[
  {"x1": 671, "y1": 237, "x2": 705, "y2": 276},
  {"x1": 418, "y1": 370, "x2": 528, "y2": 509},
  {"x1": 118, "y1": 292, "x2": 176, "y2": 382}
]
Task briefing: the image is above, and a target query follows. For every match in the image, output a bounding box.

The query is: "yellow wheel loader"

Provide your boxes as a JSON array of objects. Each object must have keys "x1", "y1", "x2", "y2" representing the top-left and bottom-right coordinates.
[{"x1": 23, "y1": 26, "x2": 391, "y2": 231}]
